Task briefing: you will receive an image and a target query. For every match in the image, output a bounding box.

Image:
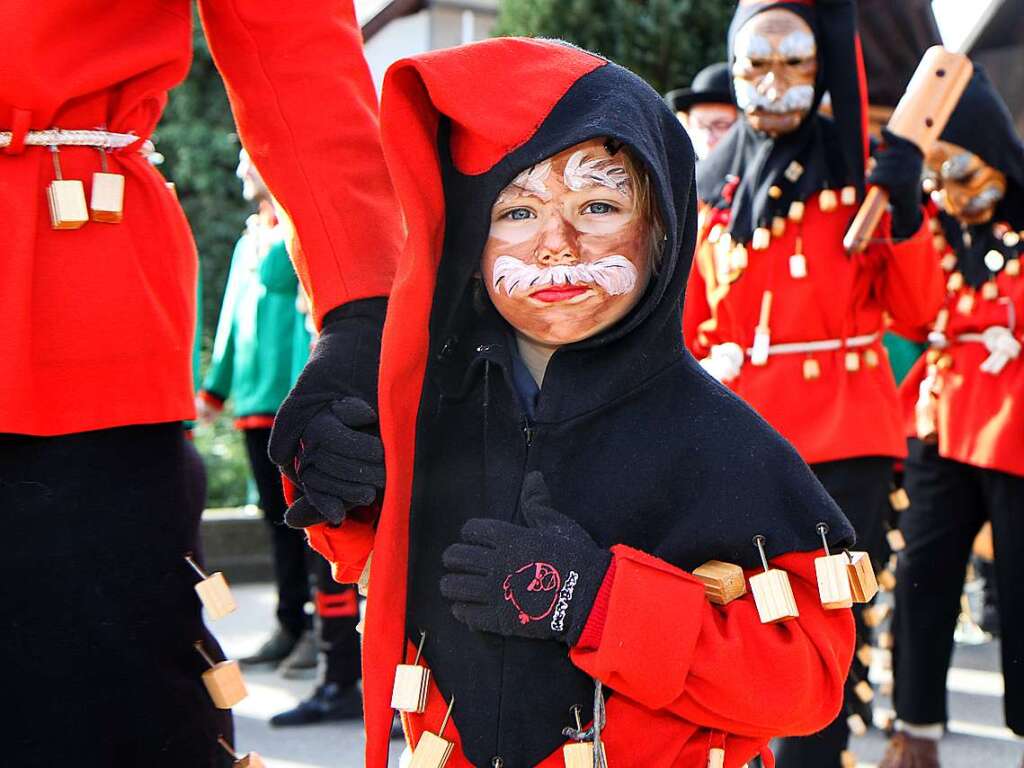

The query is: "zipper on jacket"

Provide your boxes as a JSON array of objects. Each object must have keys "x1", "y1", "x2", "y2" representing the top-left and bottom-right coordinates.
[{"x1": 523, "y1": 419, "x2": 536, "y2": 448}]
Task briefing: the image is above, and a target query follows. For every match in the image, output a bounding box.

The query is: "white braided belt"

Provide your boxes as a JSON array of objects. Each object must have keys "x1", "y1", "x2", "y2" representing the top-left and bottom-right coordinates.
[
  {"x1": 745, "y1": 332, "x2": 880, "y2": 358},
  {"x1": 0, "y1": 129, "x2": 154, "y2": 154},
  {"x1": 931, "y1": 327, "x2": 1022, "y2": 375}
]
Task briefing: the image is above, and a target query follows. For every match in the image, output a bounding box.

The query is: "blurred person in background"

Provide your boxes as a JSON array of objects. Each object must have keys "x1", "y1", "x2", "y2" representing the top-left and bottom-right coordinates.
[
  {"x1": 197, "y1": 149, "x2": 317, "y2": 676},
  {"x1": 880, "y1": 68, "x2": 1024, "y2": 768},
  {"x1": 665, "y1": 62, "x2": 737, "y2": 161},
  {"x1": 0, "y1": 1, "x2": 401, "y2": 764},
  {"x1": 685, "y1": 1, "x2": 944, "y2": 765}
]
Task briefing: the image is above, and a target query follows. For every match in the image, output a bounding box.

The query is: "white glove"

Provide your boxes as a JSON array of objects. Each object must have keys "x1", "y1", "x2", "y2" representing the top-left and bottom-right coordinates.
[
  {"x1": 700, "y1": 342, "x2": 745, "y2": 383},
  {"x1": 980, "y1": 326, "x2": 1021, "y2": 375}
]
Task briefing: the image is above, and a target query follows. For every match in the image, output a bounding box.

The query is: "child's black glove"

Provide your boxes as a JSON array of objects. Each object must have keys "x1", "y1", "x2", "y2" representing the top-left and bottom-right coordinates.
[
  {"x1": 868, "y1": 128, "x2": 925, "y2": 240},
  {"x1": 440, "y1": 472, "x2": 612, "y2": 646}
]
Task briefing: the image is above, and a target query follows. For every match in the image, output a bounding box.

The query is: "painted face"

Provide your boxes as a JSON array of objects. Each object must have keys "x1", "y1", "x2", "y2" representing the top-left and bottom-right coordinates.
[
  {"x1": 479, "y1": 139, "x2": 653, "y2": 347},
  {"x1": 236, "y1": 148, "x2": 269, "y2": 202},
  {"x1": 924, "y1": 141, "x2": 1007, "y2": 225},
  {"x1": 732, "y1": 9, "x2": 817, "y2": 138},
  {"x1": 679, "y1": 103, "x2": 738, "y2": 160}
]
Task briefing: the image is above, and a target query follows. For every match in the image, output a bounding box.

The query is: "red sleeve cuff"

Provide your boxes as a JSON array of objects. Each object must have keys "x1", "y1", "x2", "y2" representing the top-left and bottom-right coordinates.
[
  {"x1": 575, "y1": 555, "x2": 617, "y2": 650},
  {"x1": 199, "y1": 390, "x2": 226, "y2": 410}
]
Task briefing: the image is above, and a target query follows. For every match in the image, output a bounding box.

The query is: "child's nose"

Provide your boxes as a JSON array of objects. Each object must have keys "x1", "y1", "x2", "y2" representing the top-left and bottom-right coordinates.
[{"x1": 536, "y1": 215, "x2": 579, "y2": 266}]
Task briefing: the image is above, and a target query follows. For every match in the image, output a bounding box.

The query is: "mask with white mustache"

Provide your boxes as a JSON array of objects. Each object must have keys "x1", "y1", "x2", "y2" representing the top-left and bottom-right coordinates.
[{"x1": 734, "y1": 81, "x2": 815, "y2": 115}]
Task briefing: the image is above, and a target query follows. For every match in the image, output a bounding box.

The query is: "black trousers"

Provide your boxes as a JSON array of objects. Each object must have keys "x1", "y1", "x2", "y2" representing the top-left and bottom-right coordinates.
[
  {"x1": 243, "y1": 426, "x2": 312, "y2": 636},
  {"x1": 0, "y1": 424, "x2": 232, "y2": 768},
  {"x1": 773, "y1": 456, "x2": 893, "y2": 767},
  {"x1": 309, "y1": 553, "x2": 363, "y2": 688},
  {"x1": 892, "y1": 439, "x2": 1024, "y2": 734}
]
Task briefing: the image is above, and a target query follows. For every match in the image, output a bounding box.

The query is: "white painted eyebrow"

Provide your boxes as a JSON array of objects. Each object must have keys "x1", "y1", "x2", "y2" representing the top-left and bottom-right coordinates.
[
  {"x1": 778, "y1": 31, "x2": 816, "y2": 58},
  {"x1": 743, "y1": 34, "x2": 774, "y2": 59}
]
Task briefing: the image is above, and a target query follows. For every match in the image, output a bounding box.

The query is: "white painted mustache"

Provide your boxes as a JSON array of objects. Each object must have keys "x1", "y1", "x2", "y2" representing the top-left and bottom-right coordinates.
[
  {"x1": 492, "y1": 255, "x2": 638, "y2": 297},
  {"x1": 735, "y1": 81, "x2": 815, "y2": 115}
]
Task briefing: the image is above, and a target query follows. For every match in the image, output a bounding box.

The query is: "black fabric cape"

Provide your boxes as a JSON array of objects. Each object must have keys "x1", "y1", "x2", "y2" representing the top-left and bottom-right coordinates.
[
  {"x1": 403, "y1": 53, "x2": 853, "y2": 768},
  {"x1": 935, "y1": 66, "x2": 1024, "y2": 287},
  {"x1": 697, "y1": 0, "x2": 866, "y2": 244}
]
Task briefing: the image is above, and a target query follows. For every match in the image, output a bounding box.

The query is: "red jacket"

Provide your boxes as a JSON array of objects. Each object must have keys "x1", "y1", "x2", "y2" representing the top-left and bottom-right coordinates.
[
  {"x1": 684, "y1": 199, "x2": 945, "y2": 464},
  {"x1": 0, "y1": 0, "x2": 400, "y2": 435},
  {"x1": 898, "y1": 227, "x2": 1024, "y2": 476}
]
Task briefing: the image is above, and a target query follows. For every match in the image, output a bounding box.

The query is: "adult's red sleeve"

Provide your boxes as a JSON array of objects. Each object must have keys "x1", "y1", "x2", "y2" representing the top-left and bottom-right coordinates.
[
  {"x1": 569, "y1": 545, "x2": 854, "y2": 740},
  {"x1": 868, "y1": 208, "x2": 945, "y2": 331},
  {"x1": 683, "y1": 257, "x2": 713, "y2": 359},
  {"x1": 198, "y1": 0, "x2": 403, "y2": 326}
]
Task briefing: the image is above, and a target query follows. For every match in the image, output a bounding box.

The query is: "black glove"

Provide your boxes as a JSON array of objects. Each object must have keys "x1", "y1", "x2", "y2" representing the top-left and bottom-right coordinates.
[
  {"x1": 269, "y1": 298, "x2": 387, "y2": 527},
  {"x1": 283, "y1": 397, "x2": 385, "y2": 527},
  {"x1": 868, "y1": 128, "x2": 924, "y2": 239},
  {"x1": 440, "y1": 472, "x2": 612, "y2": 645}
]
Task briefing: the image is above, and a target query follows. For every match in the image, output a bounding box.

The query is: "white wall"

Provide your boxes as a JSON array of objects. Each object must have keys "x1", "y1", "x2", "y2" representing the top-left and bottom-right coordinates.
[{"x1": 363, "y1": 9, "x2": 432, "y2": 93}]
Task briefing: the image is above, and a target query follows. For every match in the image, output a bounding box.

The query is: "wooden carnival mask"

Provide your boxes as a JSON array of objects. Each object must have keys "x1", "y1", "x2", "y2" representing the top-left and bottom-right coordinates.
[
  {"x1": 732, "y1": 9, "x2": 818, "y2": 138},
  {"x1": 480, "y1": 139, "x2": 656, "y2": 347},
  {"x1": 924, "y1": 140, "x2": 1007, "y2": 225}
]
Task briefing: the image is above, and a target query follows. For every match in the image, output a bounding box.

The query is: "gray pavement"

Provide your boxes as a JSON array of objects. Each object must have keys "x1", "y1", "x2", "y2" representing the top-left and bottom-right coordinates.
[{"x1": 212, "y1": 584, "x2": 1020, "y2": 767}]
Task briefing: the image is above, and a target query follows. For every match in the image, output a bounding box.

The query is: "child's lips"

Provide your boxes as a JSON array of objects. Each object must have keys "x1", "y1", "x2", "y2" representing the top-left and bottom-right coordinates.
[{"x1": 529, "y1": 285, "x2": 592, "y2": 303}]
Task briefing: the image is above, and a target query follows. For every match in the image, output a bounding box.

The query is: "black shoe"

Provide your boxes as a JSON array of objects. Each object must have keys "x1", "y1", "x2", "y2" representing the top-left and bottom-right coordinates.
[
  {"x1": 278, "y1": 630, "x2": 318, "y2": 679},
  {"x1": 240, "y1": 626, "x2": 299, "y2": 666},
  {"x1": 269, "y1": 683, "x2": 363, "y2": 727}
]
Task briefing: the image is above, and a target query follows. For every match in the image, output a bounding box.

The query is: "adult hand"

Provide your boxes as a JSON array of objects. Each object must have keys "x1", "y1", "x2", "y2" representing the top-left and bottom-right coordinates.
[
  {"x1": 868, "y1": 128, "x2": 924, "y2": 240},
  {"x1": 440, "y1": 472, "x2": 611, "y2": 645}
]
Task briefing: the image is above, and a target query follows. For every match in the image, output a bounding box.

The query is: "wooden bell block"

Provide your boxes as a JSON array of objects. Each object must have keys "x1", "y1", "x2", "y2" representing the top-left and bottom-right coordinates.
[
  {"x1": 862, "y1": 603, "x2": 891, "y2": 628},
  {"x1": 90, "y1": 172, "x2": 125, "y2": 223},
  {"x1": 201, "y1": 660, "x2": 248, "y2": 709},
  {"x1": 844, "y1": 351, "x2": 861, "y2": 372},
  {"x1": 840, "y1": 750, "x2": 858, "y2": 768},
  {"x1": 409, "y1": 731, "x2": 454, "y2": 768},
  {"x1": 847, "y1": 713, "x2": 868, "y2": 737},
  {"x1": 803, "y1": 358, "x2": 821, "y2": 380},
  {"x1": 878, "y1": 569, "x2": 897, "y2": 592},
  {"x1": 840, "y1": 186, "x2": 857, "y2": 206},
  {"x1": 235, "y1": 753, "x2": 267, "y2": 768},
  {"x1": 940, "y1": 253, "x2": 958, "y2": 272},
  {"x1": 956, "y1": 293, "x2": 975, "y2": 315},
  {"x1": 784, "y1": 160, "x2": 804, "y2": 182},
  {"x1": 982, "y1": 281, "x2": 999, "y2": 300},
  {"x1": 751, "y1": 329, "x2": 770, "y2": 367},
  {"x1": 1006, "y1": 259, "x2": 1021, "y2": 277},
  {"x1": 195, "y1": 572, "x2": 237, "y2": 620},
  {"x1": 854, "y1": 680, "x2": 875, "y2": 703},
  {"x1": 947, "y1": 272, "x2": 964, "y2": 292},
  {"x1": 877, "y1": 631, "x2": 894, "y2": 650},
  {"x1": 985, "y1": 249, "x2": 1005, "y2": 272},
  {"x1": 730, "y1": 244, "x2": 749, "y2": 270},
  {"x1": 47, "y1": 179, "x2": 89, "y2": 229},
  {"x1": 856, "y1": 644, "x2": 873, "y2": 667},
  {"x1": 750, "y1": 569, "x2": 799, "y2": 624},
  {"x1": 751, "y1": 227, "x2": 771, "y2": 251},
  {"x1": 819, "y1": 189, "x2": 838, "y2": 212},
  {"x1": 693, "y1": 560, "x2": 747, "y2": 605},
  {"x1": 707, "y1": 746, "x2": 726, "y2": 768},
  {"x1": 886, "y1": 528, "x2": 907, "y2": 552},
  {"x1": 1004, "y1": 231, "x2": 1022, "y2": 247},
  {"x1": 815, "y1": 554, "x2": 853, "y2": 609},
  {"x1": 846, "y1": 551, "x2": 879, "y2": 604},
  {"x1": 768, "y1": 185, "x2": 783, "y2": 200},
  {"x1": 563, "y1": 742, "x2": 605, "y2": 768},
  {"x1": 889, "y1": 488, "x2": 911, "y2": 512},
  {"x1": 864, "y1": 348, "x2": 880, "y2": 368},
  {"x1": 788, "y1": 200, "x2": 805, "y2": 222},
  {"x1": 391, "y1": 664, "x2": 430, "y2": 713},
  {"x1": 789, "y1": 253, "x2": 808, "y2": 279},
  {"x1": 771, "y1": 216, "x2": 786, "y2": 238}
]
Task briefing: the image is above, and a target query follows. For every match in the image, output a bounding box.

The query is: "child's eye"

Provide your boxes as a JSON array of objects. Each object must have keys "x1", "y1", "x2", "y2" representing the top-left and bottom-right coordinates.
[
  {"x1": 583, "y1": 201, "x2": 617, "y2": 215},
  {"x1": 501, "y1": 208, "x2": 535, "y2": 221}
]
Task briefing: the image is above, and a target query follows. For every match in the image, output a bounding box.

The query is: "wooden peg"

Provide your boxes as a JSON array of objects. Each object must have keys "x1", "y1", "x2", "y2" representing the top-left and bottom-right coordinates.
[
  {"x1": 889, "y1": 487, "x2": 911, "y2": 511},
  {"x1": 846, "y1": 551, "x2": 879, "y2": 604},
  {"x1": 693, "y1": 560, "x2": 747, "y2": 605},
  {"x1": 563, "y1": 707, "x2": 606, "y2": 768},
  {"x1": 218, "y1": 736, "x2": 267, "y2": 768},
  {"x1": 749, "y1": 535, "x2": 799, "y2": 624},
  {"x1": 803, "y1": 358, "x2": 821, "y2": 380},
  {"x1": 392, "y1": 631, "x2": 431, "y2": 713},
  {"x1": 195, "y1": 642, "x2": 248, "y2": 709},
  {"x1": 819, "y1": 188, "x2": 838, "y2": 212},
  {"x1": 840, "y1": 186, "x2": 857, "y2": 207},
  {"x1": 185, "y1": 554, "x2": 237, "y2": 620},
  {"x1": 750, "y1": 292, "x2": 773, "y2": 366},
  {"x1": 815, "y1": 524, "x2": 852, "y2": 610},
  {"x1": 847, "y1": 712, "x2": 868, "y2": 737},
  {"x1": 887, "y1": 528, "x2": 907, "y2": 552},
  {"x1": 854, "y1": 680, "x2": 875, "y2": 704},
  {"x1": 707, "y1": 747, "x2": 726, "y2": 768},
  {"x1": 788, "y1": 200, "x2": 805, "y2": 223},
  {"x1": 771, "y1": 216, "x2": 786, "y2": 238},
  {"x1": 751, "y1": 227, "x2": 771, "y2": 251},
  {"x1": 409, "y1": 696, "x2": 455, "y2": 768}
]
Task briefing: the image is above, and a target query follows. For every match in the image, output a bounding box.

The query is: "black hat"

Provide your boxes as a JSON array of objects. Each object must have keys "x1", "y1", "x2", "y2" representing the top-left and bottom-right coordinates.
[{"x1": 664, "y1": 62, "x2": 733, "y2": 113}]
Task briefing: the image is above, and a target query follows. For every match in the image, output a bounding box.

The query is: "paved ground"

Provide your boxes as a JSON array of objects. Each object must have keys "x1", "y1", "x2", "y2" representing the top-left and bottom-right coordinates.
[{"x1": 213, "y1": 584, "x2": 1019, "y2": 767}]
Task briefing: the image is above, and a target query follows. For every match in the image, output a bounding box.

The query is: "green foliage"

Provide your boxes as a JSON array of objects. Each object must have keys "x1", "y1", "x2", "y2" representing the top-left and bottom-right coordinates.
[
  {"x1": 192, "y1": 414, "x2": 252, "y2": 509},
  {"x1": 493, "y1": 0, "x2": 734, "y2": 94}
]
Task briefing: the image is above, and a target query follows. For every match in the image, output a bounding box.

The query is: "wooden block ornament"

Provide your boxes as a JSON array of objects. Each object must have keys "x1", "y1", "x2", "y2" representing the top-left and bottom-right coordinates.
[
  {"x1": 185, "y1": 553, "x2": 237, "y2": 620},
  {"x1": 886, "y1": 528, "x2": 907, "y2": 552},
  {"x1": 562, "y1": 706, "x2": 607, "y2": 768},
  {"x1": 195, "y1": 642, "x2": 248, "y2": 709},
  {"x1": 819, "y1": 188, "x2": 838, "y2": 212},
  {"x1": 46, "y1": 146, "x2": 88, "y2": 230},
  {"x1": 707, "y1": 747, "x2": 725, "y2": 768},
  {"x1": 846, "y1": 551, "x2": 879, "y2": 604},
  {"x1": 392, "y1": 631, "x2": 430, "y2": 713},
  {"x1": 749, "y1": 535, "x2": 799, "y2": 624},
  {"x1": 847, "y1": 712, "x2": 868, "y2": 737},
  {"x1": 814, "y1": 524, "x2": 853, "y2": 609},
  {"x1": 854, "y1": 680, "x2": 875, "y2": 703},
  {"x1": 693, "y1": 560, "x2": 747, "y2": 605},
  {"x1": 889, "y1": 487, "x2": 911, "y2": 511},
  {"x1": 409, "y1": 696, "x2": 455, "y2": 768},
  {"x1": 90, "y1": 148, "x2": 124, "y2": 223},
  {"x1": 217, "y1": 736, "x2": 267, "y2": 768}
]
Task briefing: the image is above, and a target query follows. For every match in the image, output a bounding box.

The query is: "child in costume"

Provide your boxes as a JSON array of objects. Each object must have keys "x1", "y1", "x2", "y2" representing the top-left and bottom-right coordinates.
[{"x1": 290, "y1": 38, "x2": 856, "y2": 767}]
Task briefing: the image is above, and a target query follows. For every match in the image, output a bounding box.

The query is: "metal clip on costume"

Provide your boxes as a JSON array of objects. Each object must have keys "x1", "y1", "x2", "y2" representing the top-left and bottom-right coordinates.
[
  {"x1": 392, "y1": 631, "x2": 430, "y2": 714},
  {"x1": 409, "y1": 696, "x2": 456, "y2": 768},
  {"x1": 194, "y1": 641, "x2": 248, "y2": 709},
  {"x1": 815, "y1": 523, "x2": 853, "y2": 610},
  {"x1": 185, "y1": 553, "x2": 237, "y2": 620},
  {"x1": 749, "y1": 535, "x2": 799, "y2": 624}
]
